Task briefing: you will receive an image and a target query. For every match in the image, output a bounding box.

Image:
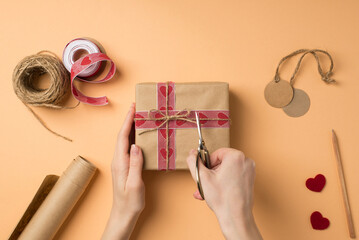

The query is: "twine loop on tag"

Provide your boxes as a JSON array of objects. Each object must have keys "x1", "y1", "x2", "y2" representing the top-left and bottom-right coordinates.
[
  {"x1": 12, "y1": 51, "x2": 78, "y2": 142},
  {"x1": 274, "y1": 49, "x2": 336, "y2": 85}
]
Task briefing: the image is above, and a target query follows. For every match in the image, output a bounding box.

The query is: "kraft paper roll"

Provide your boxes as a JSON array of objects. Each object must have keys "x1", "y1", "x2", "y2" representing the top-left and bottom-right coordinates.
[
  {"x1": 9, "y1": 175, "x2": 59, "y2": 240},
  {"x1": 19, "y1": 156, "x2": 97, "y2": 240}
]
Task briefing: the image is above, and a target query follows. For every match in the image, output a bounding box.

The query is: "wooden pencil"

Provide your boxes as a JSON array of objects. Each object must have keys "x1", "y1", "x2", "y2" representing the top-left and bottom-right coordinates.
[{"x1": 332, "y1": 129, "x2": 356, "y2": 238}]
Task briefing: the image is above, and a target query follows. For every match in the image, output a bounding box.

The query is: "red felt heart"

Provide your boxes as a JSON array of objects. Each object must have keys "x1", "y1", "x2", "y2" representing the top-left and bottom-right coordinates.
[
  {"x1": 155, "y1": 113, "x2": 164, "y2": 126},
  {"x1": 160, "y1": 148, "x2": 173, "y2": 159},
  {"x1": 160, "y1": 106, "x2": 173, "y2": 111},
  {"x1": 310, "y1": 211, "x2": 330, "y2": 230},
  {"x1": 198, "y1": 112, "x2": 208, "y2": 124},
  {"x1": 218, "y1": 113, "x2": 228, "y2": 126},
  {"x1": 306, "y1": 174, "x2": 326, "y2": 192},
  {"x1": 160, "y1": 86, "x2": 173, "y2": 97},
  {"x1": 81, "y1": 56, "x2": 91, "y2": 65},
  {"x1": 135, "y1": 114, "x2": 145, "y2": 127},
  {"x1": 159, "y1": 129, "x2": 174, "y2": 138}
]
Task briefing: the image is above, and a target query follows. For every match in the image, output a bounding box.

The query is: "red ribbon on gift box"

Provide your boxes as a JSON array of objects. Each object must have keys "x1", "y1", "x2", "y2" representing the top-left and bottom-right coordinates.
[{"x1": 135, "y1": 82, "x2": 230, "y2": 170}]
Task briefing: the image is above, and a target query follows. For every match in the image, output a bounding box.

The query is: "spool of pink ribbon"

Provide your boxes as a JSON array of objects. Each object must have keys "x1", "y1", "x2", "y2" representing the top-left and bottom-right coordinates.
[{"x1": 63, "y1": 38, "x2": 116, "y2": 106}]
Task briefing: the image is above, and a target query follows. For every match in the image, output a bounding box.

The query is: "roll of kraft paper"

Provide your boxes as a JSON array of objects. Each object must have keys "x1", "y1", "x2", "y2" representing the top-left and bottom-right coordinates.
[{"x1": 19, "y1": 156, "x2": 97, "y2": 240}]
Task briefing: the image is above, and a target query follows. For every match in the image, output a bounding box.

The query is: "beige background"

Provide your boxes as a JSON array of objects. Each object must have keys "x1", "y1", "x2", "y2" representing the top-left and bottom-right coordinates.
[{"x1": 1, "y1": 0, "x2": 359, "y2": 239}]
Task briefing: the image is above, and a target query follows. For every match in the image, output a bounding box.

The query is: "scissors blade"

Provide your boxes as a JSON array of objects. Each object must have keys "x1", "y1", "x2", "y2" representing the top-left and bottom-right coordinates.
[{"x1": 195, "y1": 112, "x2": 203, "y2": 140}]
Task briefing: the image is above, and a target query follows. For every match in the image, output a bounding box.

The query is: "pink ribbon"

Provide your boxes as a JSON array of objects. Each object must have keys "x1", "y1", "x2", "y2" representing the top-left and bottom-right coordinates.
[{"x1": 70, "y1": 52, "x2": 116, "y2": 105}]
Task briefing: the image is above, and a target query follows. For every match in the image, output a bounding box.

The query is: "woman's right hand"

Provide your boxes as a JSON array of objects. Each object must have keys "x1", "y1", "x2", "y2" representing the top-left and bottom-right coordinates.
[{"x1": 186, "y1": 148, "x2": 262, "y2": 240}]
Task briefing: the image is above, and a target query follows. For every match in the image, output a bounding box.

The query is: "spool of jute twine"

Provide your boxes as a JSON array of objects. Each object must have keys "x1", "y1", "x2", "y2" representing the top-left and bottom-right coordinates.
[{"x1": 12, "y1": 51, "x2": 78, "y2": 142}]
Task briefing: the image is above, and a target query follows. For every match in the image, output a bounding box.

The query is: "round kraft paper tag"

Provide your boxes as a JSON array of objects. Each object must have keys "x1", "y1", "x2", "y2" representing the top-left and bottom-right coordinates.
[
  {"x1": 283, "y1": 88, "x2": 311, "y2": 117},
  {"x1": 264, "y1": 80, "x2": 294, "y2": 108}
]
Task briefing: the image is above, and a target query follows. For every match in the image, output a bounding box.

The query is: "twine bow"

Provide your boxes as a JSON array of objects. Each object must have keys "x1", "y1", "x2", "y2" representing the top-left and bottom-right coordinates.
[{"x1": 136, "y1": 109, "x2": 196, "y2": 135}]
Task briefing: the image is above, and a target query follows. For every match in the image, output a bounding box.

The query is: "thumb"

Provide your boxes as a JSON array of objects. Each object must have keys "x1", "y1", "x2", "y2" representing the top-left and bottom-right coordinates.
[
  {"x1": 186, "y1": 149, "x2": 210, "y2": 182},
  {"x1": 186, "y1": 149, "x2": 197, "y2": 180},
  {"x1": 127, "y1": 144, "x2": 144, "y2": 185}
]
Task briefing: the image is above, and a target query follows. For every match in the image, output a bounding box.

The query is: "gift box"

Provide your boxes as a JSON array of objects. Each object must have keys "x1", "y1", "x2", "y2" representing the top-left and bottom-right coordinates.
[{"x1": 135, "y1": 82, "x2": 230, "y2": 170}]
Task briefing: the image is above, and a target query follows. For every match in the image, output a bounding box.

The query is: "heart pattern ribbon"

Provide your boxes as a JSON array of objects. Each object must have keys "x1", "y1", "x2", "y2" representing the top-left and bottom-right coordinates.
[
  {"x1": 70, "y1": 52, "x2": 116, "y2": 105},
  {"x1": 134, "y1": 82, "x2": 230, "y2": 170}
]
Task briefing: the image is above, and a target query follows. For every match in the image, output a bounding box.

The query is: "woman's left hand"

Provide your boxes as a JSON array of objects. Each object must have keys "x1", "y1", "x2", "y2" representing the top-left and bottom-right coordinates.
[{"x1": 102, "y1": 103, "x2": 145, "y2": 240}]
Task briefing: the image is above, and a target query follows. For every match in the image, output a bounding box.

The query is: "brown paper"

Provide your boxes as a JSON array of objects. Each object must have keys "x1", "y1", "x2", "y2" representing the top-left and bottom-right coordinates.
[
  {"x1": 9, "y1": 175, "x2": 59, "y2": 240},
  {"x1": 18, "y1": 156, "x2": 97, "y2": 240},
  {"x1": 136, "y1": 82, "x2": 230, "y2": 170},
  {"x1": 283, "y1": 88, "x2": 311, "y2": 117}
]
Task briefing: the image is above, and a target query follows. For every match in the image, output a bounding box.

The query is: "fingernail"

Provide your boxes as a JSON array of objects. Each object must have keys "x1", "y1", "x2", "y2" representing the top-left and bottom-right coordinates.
[
  {"x1": 131, "y1": 144, "x2": 139, "y2": 155},
  {"x1": 189, "y1": 149, "x2": 196, "y2": 155}
]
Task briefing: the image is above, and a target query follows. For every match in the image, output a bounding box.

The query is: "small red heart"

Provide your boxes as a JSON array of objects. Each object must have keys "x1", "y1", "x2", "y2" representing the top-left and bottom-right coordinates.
[
  {"x1": 155, "y1": 113, "x2": 164, "y2": 126},
  {"x1": 198, "y1": 113, "x2": 208, "y2": 124},
  {"x1": 160, "y1": 86, "x2": 173, "y2": 97},
  {"x1": 176, "y1": 119, "x2": 186, "y2": 126},
  {"x1": 135, "y1": 114, "x2": 145, "y2": 127},
  {"x1": 160, "y1": 106, "x2": 173, "y2": 111},
  {"x1": 310, "y1": 211, "x2": 330, "y2": 230},
  {"x1": 159, "y1": 129, "x2": 174, "y2": 138},
  {"x1": 81, "y1": 56, "x2": 91, "y2": 65},
  {"x1": 306, "y1": 174, "x2": 326, "y2": 192},
  {"x1": 218, "y1": 113, "x2": 228, "y2": 126},
  {"x1": 160, "y1": 148, "x2": 173, "y2": 159}
]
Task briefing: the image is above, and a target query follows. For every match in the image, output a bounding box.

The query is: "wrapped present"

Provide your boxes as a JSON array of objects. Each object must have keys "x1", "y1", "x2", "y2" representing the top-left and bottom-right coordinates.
[{"x1": 135, "y1": 82, "x2": 230, "y2": 170}]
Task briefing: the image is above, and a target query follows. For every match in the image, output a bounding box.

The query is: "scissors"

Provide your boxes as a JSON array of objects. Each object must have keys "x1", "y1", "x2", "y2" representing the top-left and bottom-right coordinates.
[{"x1": 195, "y1": 112, "x2": 211, "y2": 200}]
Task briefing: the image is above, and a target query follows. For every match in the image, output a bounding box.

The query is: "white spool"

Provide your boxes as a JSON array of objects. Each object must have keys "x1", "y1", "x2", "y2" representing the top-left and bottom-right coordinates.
[{"x1": 62, "y1": 38, "x2": 102, "y2": 77}]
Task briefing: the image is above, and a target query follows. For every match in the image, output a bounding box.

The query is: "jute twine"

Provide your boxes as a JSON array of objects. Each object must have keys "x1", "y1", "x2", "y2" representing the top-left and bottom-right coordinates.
[
  {"x1": 274, "y1": 49, "x2": 336, "y2": 85},
  {"x1": 12, "y1": 51, "x2": 78, "y2": 142}
]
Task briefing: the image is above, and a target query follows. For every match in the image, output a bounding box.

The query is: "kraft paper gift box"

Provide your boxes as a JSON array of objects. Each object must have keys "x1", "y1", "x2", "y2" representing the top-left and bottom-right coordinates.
[{"x1": 135, "y1": 82, "x2": 230, "y2": 170}]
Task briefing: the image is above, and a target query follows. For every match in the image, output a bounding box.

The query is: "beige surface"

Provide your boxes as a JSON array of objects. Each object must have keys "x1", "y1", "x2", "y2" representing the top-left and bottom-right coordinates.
[{"x1": 1, "y1": 0, "x2": 359, "y2": 239}]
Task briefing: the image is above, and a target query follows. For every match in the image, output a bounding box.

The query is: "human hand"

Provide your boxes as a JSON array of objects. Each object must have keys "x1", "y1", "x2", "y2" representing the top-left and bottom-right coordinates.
[
  {"x1": 187, "y1": 148, "x2": 262, "y2": 240},
  {"x1": 102, "y1": 103, "x2": 145, "y2": 240}
]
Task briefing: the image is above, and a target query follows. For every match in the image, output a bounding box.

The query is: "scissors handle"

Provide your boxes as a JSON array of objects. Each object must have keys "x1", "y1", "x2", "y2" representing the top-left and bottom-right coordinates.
[{"x1": 195, "y1": 149, "x2": 210, "y2": 199}]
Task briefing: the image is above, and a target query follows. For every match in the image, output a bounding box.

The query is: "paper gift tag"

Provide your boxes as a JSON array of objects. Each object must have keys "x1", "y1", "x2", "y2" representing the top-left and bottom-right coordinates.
[
  {"x1": 265, "y1": 49, "x2": 336, "y2": 118},
  {"x1": 264, "y1": 80, "x2": 294, "y2": 108},
  {"x1": 283, "y1": 88, "x2": 310, "y2": 117}
]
